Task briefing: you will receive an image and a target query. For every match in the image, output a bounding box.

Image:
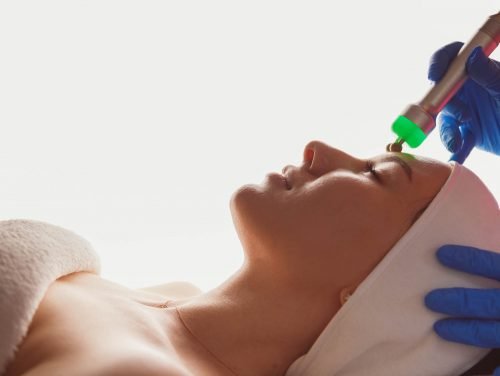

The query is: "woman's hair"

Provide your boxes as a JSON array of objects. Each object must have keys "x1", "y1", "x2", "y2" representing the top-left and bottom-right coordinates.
[{"x1": 462, "y1": 349, "x2": 500, "y2": 375}]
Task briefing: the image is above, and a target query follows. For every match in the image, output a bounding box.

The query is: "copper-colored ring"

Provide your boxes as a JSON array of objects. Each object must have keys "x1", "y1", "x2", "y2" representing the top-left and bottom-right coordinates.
[{"x1": 386, "y1": 143, "x2": 403, "y2": 152}]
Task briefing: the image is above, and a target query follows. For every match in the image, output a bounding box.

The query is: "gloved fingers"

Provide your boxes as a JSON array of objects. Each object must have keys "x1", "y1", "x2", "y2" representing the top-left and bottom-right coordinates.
[
  {"x1": 449, "y1": 125, "x2": 475, "y2": 164},
  {"x1": 436, "y1": 245, "x2": 500, "y2": 281},
  {"x1": 441, "y1": 95, "x2": 472, "y2": 123},
  {"x1": 438, "y1": 100, "x2": 473, "y2": 154},
  {"x1": 433, "y1": 318, "x2": 500, "y2": 348},
  {"x1": 425, "y1": 288, "x2": 500, "y2": 319},
  {"x1": 438, "y1": 113, "x2": 462, "y2": 153},
  {"x1": 466, "y1": 46, "x2": 500, "y2": 98},
  {"x1": 428, "y1": 41, "x2": 464, "y2": 82}
]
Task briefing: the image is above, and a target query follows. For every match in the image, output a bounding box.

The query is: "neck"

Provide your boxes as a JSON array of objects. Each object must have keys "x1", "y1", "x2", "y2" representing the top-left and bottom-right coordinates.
[{"x1": 166, "y1": 260, "x2": 340, "y2": 376}]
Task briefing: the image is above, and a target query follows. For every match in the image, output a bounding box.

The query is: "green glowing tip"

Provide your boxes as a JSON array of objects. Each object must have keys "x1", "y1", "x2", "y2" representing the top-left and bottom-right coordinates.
[{"x1": 391, "y1": 115, "x2": 427, "y2": 148}]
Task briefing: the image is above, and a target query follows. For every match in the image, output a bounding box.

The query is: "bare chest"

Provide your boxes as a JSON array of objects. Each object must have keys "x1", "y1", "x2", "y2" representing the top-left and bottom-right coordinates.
[{"x1": 4, "y1": 274, "x2": 191, "y2": 376}]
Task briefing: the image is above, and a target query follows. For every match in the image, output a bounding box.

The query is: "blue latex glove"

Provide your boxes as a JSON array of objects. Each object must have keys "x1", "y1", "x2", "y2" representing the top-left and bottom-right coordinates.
[
  {"x1": 428, "y1": 42, "x2": 500, "y2": 163},
  {"x1": 425, "y1": 245, "x2": 500, "y2": 375}
]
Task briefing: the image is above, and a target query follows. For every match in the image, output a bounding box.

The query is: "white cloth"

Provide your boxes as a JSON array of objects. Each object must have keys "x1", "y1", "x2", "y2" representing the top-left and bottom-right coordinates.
[
  {"x1": 0, "y1": 219, "x2": 101, "y2": 374},
  {"x1": 286, "y1": 162, "x2": 500, "y2": 376}
]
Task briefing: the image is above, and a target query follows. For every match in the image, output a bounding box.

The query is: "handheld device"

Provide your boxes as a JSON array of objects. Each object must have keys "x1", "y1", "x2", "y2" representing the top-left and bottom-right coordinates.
[{"x1": 387, "y1": 12, "x2": 500, "y2": 152}]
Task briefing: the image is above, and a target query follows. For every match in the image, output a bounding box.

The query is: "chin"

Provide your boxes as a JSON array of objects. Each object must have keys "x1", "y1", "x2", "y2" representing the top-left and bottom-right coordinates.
[
  {"x1": 230, "y1": 182, "x2": 274, "y2": 236},
  {"x1": 230, "y1": 183, "x2": 262, "y2": 217},
  {"x1": 230, "y1": 183, "x2": 282, "y2": 261}
]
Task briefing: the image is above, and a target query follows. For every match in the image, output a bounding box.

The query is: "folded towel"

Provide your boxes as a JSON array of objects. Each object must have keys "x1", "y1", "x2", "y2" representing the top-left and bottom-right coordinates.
[
  {"x1": 0, "y1": 219, "x2": 101, "y2": 374},
  {"x1": 285, "y1": 162, "x2": 500, "y2": 376}
]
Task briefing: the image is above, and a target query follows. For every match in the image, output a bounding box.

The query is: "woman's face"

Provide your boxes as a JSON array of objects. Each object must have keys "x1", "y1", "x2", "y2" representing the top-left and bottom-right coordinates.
[{"x1": 230, "y1": 140, "x2": 452, "y2": 291}]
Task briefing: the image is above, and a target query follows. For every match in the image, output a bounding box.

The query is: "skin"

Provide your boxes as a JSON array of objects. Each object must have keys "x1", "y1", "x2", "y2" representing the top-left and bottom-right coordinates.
[
  {"x1": 4, "y1": 140, "x2": 452, "y2": 376},
  {"x1": 163, "y1": 140, "x2": 452, "y2": 375}
]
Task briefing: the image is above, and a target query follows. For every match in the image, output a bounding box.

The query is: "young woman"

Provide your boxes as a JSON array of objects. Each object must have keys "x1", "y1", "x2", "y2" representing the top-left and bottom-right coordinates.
[{"x1": 3, "y1": 140, "x2": 497, "y2": 376}]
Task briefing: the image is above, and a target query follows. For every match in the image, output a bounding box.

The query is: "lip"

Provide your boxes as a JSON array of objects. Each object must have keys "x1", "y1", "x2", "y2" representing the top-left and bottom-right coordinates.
[
  {"x1": 266, "y1": 172, "x2": 291, "y2": 190},
  {"x1": 282, "y1": 166, "x2": 295, "y2": 189},
  {"x1": 283, "y1": 175, "x2": 291, "y2": 190}
]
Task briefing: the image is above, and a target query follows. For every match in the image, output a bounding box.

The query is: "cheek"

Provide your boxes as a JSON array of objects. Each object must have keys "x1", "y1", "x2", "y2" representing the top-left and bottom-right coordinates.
[
  {"x1": 300, "y1": 181, "x2": 409, "y2": 254},
  {"x1": 274, "y1": 183, "x2": 395, "y2": 283},
  {"x1": 278, "y1": 182, "x2": 382, "y2": 247},
  {"x1": 340, "y1": 199, "x2": 414, "y2": 277}
]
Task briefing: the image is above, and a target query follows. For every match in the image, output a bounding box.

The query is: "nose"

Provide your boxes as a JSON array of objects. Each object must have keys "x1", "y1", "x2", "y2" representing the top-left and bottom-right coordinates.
[{"x1": 302, "y1": 140, "x2": 361, "y2": 176}]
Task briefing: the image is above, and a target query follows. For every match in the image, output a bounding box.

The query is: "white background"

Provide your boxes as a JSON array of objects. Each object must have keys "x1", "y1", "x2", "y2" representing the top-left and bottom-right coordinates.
[{"x1": 1, "y1": 1, "x2": 498, "y2": 291}]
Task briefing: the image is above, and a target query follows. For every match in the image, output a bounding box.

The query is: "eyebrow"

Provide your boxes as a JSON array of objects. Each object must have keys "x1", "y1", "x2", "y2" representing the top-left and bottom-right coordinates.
[{"x1": 381, "y1": 155, "x2": 413, "y2": 182}]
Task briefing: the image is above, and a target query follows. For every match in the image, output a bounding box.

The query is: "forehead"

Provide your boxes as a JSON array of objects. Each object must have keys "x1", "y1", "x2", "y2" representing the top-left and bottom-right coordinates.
[
  {"x1": 371, "y1": 152, "x2": 452, "y2": 189},
  {"x1": 372, "y1": 153, "x2": 448, "y2": 168}
]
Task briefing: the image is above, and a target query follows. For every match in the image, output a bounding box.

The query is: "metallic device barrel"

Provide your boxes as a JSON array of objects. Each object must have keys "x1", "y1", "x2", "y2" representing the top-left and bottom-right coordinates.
[{"x1": 401, "y1": 12, "x2": 500, "y2": 136}]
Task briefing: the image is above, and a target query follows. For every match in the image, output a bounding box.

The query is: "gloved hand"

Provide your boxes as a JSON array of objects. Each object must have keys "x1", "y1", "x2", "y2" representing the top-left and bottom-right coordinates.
[
  {"x1": 425, "y1": 245, "x2": 500, "y2": 375},
  {"x1": 428, "y1": 42, "x2": 500, "y2": 163}
]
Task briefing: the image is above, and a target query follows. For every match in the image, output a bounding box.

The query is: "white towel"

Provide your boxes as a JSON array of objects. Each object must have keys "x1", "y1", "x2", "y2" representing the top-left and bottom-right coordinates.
[
  {"x1": 0, "y1": 219, "x2": 101, "y2": 374},
  {"x1": 285, "y1": 162, "x2": 500, "y2": 376}
]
